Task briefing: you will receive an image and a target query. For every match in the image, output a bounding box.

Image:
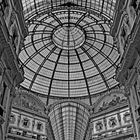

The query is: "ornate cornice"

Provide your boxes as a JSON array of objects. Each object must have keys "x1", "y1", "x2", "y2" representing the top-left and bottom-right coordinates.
[
  {"x1": 116, "y1": 13, "x2": 140, "y2": 84},
  {"x1": 0, "y1": 16, "x2": 24, "y2": 87},
  {"x1": 11, "y1": 0, "x2": 28, "y2": 37},
  {"x1": 110, "y1": 0, "x2": 128, "y2": 37}
]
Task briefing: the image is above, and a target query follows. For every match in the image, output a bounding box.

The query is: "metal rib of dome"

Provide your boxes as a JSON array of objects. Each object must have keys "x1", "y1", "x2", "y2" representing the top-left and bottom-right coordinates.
[{"x1": 20, "y1": 0, "x2": 120, "y2": 104}]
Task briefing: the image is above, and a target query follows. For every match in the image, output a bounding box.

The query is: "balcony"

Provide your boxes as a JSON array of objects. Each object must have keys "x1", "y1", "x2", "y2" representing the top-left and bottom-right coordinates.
[
  {"x1": 92, "y1": 127, "x2": 134, "y2": 140},
  {"x1": 8, "y1": 127, "x2": 48, "y2": 140}
]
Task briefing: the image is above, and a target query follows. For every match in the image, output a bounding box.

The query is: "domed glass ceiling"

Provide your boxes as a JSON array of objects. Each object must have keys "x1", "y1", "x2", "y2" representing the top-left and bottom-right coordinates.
[
  {"x1": 52, "y1": 24, "x2": 86, "y2": 50},
  {"x1": 20, "y1": 0, "x2": 120, "y2": 102}
]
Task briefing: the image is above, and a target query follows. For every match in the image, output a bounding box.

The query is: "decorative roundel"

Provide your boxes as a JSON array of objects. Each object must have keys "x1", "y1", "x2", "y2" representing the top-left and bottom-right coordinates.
[{"x1": 20, "y1": 8, "x2": 120, "y2": 98}]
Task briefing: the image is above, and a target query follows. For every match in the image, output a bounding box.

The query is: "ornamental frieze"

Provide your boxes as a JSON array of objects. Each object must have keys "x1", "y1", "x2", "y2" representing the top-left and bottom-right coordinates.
[
  {"x1": 21, "y1": 95, "x2": 41, "y2": 113},
  {"x1": 12, "y1": 91, "x2": 46, "y2": 115},
  {"x1": 93, "y1": 90, "x2": 127, "y2": 113},
  {"x1": 98, "y1": 95, "x2": 127, "y2": 112}
]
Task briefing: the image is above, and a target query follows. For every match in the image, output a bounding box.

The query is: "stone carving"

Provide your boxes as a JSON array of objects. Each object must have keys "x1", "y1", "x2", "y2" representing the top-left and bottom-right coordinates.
[
  {"x1": 21, "y1": 95, "x2": 43, "y2": 114},
  {"x1": 11, "y1": 25, "x2": 18, "y2": 48},
  {"x1": 10, "y1": 114, "x2": 16, "y2": 124},
  {"x1": 13, "y1": 91, "x2": 45, "y2": 115},
  {"x1": 9, "y1": 11, "x2": 16, "y2": 30},
  {"x1": 123, "y1": 112, "x2": 131, "y2": 123},
  {"x1": 108, "y1": 117, "x2": 117, "y2": 128},
  {"x1": 22, "y1": 118, "x2": 30, "y2": 128},
  {"x1": 98, "y1": 95, "x2": 127, "y2": 112},
  {"x1": 129, "y1": 1, "x2": 137, "y2": 20},
  {"x1": 95, "y1": 121, "x2": 103, "y2": 132},
  {"x1": 4, "y1": 3, "x2": 10, "y2": 18},
  {"x1": 36, "y1": 122, "x2": 43, "y2": 132}
]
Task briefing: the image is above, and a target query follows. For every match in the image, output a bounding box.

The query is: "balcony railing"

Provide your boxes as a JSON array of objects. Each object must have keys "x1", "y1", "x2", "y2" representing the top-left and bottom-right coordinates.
[
  {"x1": 92, "y1": 127, "x2": 133, "y2": 140},
  {"x1": 8, "y1": 127, "x2": 48, "y2": 140}
]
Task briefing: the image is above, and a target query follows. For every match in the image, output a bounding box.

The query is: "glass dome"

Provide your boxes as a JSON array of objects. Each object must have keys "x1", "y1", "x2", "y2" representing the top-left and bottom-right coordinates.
[
  {"x1": 20, "y1": 0, "x2": 120, "y2": 102},
  {"x1": 52, "y1": 23, "x2": 86, "y2": 50}
]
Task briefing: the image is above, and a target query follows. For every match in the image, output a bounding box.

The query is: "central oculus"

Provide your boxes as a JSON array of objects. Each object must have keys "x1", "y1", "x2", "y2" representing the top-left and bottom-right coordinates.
[{"x1": 52, "y1": 24, "x2": 85, "y2": 50}]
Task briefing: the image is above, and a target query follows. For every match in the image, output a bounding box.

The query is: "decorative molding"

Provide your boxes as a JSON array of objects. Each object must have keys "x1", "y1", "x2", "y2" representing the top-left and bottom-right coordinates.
[
  {"x1": 117, "y1": 13, "x2": 140, "y2": 84},
  {"x1": 108, "y1": 117, "x2": 117, "y2": 128},
  {"x1": 93, "y1": 89, "x2": 127, "y2": 113},
  {"x1": 123, "y1": 112, "x2": 131, "y2": 124},
  {"x1": 10, "y1": 113, "x2": 16, "y2": 124},
  {"x1": 95, "y1": 121, "x2": 104, "y2": 132},
  {"x1": 48, "y1": 99, "x2": 91, "y2": 112},
  {"x1": 12, "y1": 90, "x2": 46, "y2": 116}
]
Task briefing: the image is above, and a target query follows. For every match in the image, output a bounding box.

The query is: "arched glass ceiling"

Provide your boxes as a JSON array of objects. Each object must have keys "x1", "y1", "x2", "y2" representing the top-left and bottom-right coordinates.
[
  {"x1": 48, "y1": 101, "x2": 90, "y2": 140},
  {"x1": 22, "y1": 0, "x2": 116, "y2": 21},
  {"x1": 20, "y1": 0, "x2": 120, "y2": 103}
]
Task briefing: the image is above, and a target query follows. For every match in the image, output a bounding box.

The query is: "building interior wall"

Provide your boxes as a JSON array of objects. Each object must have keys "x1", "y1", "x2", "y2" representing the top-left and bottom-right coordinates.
[{"x1": 0, "y1": 0, "x2": 140, "y2": 140}]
